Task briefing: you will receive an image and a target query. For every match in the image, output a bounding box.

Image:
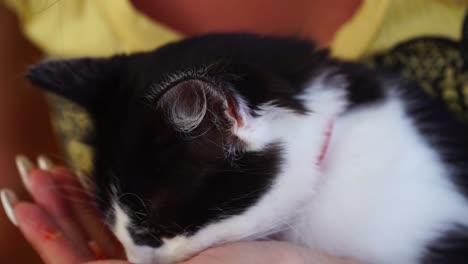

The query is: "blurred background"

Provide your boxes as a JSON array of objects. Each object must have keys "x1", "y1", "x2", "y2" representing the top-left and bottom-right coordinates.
[{"x1": 0, "y1": 5, "x2": 59, "y2": 263}]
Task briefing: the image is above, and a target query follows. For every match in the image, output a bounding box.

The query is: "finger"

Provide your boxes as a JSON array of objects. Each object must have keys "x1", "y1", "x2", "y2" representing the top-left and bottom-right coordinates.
[
  {"x1": 49, "y1": 166, "x2": 125, "y2": 259},
  {"x1": 28, "y1": 168, "x2": 92, "y2": 255},
  {"x1": 14, "y1": 201, "x2": 94, "y2": 263},
  {"x1": 82, "y1": 261, "x2": 132, "y2": 264},
  {"x1": 182, "y1": 241, "x2": 362, "y2": 264},
  {"x1": 17, "y1": 154, "x2": 124, "y2": 259},
  {"x1": 88, "y1": 240, "x2": 108, "y2": 260},
  {"x1": 17, "y1": 155, "x2": 93, "y2": 254}
]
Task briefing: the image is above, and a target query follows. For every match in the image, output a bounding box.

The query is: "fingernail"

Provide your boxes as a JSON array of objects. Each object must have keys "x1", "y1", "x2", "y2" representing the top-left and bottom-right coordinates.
[
  {"x1": 75, "y1": 170, "x2": 90, "y2": 189},
  {"x1": 16, "y1": 155, "x2": 36, "y2": 191},
  {"x1": 37, "y1": 155, "x2": 54, "y2": 170},
  {"x1": 1, "y1": 189, "x2": 19, "y2": 226},
  {"x1": 88, "y1": 240, "x2": 106, "y2": 260}
]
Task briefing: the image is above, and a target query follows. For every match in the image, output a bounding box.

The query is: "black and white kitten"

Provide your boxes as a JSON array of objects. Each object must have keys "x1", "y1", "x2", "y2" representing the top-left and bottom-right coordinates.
[{"x1": 27, "y1": 34, "x2": 468, "y2": 264}]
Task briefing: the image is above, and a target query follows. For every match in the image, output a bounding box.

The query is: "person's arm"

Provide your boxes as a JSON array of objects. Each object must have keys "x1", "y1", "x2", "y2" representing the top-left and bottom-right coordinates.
[
  {"x1": 131, "y1": 0, "x2": 361, "y2": 46},
  {"x1": 0, "y1": 5, "x2": 60, "y2": 263}
]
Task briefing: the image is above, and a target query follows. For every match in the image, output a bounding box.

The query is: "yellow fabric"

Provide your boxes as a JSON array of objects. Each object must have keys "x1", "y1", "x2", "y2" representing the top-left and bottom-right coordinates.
[
  {"x1": 332, "y1": 0, "x2": 468, "y2": 59},
  {"x1": 4, "y1": 0, "x2": 468, "y2": 59},
  {"x1": 3, "y1": 0, "x2": 180, "y2": 57}
]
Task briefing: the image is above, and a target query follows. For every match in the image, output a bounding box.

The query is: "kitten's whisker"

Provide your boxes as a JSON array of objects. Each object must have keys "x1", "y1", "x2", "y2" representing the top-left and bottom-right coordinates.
[{"x1": 117, "y1": 192, "x2": 151, "y2": 216}]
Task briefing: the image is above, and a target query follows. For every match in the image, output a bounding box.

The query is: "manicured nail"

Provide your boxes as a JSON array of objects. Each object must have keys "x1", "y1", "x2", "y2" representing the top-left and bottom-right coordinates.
[
  {"x1": 16, "y1": 155, "x2": 36, "y2": 191},
  {"x1": 1, "y1": 189, "x2": 18, "y2": 226},
  {"x1": 88, "y1": 240, "x2": 106, "y2": 260},
  {"x1": 75, "y1": 170, "x2": 91, "y2": 189},
  {"x1": 37, "y1": 155, "x2": 54, "y2": 170}
]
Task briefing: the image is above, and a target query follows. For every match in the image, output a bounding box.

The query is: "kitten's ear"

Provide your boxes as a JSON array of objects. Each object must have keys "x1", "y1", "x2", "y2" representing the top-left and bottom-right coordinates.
[
  {"x1": 26, "y1": 56, "x2": 125, "y2": 111},
  {"x1": 158, "y1": 79, "x2": 246, "y2": 133}
]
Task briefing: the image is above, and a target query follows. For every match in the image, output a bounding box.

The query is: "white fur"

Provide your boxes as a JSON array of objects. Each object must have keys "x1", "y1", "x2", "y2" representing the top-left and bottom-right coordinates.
[
  {"x1": 283, "y1": 97, "x2": 468, "y2": 263},
  {"x1": 113, "y1": 75, "x2": 468, "y2": 264},
  {"x1": 113, "y1": 203, "x2": 157, "y2": 263}
]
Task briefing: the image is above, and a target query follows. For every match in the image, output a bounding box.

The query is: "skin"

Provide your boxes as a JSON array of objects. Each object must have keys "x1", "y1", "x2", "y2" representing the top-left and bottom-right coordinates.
[
  {"x1": 131, "y1": 0, "x2": 362, "y2": 46},
  {"x1": 11, "y1": 163, "x2": 361, "y2": 264},
  {"x1": 1, "y1": 0, "x2": 362, "y2": 262}
]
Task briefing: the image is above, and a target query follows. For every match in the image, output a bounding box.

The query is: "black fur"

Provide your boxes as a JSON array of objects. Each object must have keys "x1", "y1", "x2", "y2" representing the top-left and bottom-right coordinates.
[
  {"x1": 422, "y1": 225, "x2": 468, "y2": 264},
  {"x1": 395, "y1": 79, "x2": 468, "y2": 262},
  {"x1": 26, "y1": 57, "x2": 125, "y2": 111},
  {"x1": 27, "y1": 34, "x2": 323, "y2": 244},
  {"x1": 26, "y1": 33, "x2": 468, "y2": 261},
  {"x1": 339, "y1": 62, "x2": 385, "y2": 108}
]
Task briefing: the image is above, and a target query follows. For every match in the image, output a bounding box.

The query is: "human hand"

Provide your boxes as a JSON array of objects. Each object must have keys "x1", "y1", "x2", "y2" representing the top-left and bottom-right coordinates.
[
  {"x1": 1, "y1": 155, "x2": 362, "y2": 264},
  {"x1": 1, "y1": 155, "x2": 127, "y2": 264},
  {"x1": 179, "y1": 240, "x2": 361, "y2": 264}
]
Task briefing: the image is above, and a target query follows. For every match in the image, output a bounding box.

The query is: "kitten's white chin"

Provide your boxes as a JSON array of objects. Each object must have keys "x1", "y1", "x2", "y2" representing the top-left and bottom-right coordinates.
[
  {"x1": 113, "y1": 203, "x2": 197, "y2": 264},
  {"x1": 126, "y1": 237, "x2": 193, "y2": 264}
]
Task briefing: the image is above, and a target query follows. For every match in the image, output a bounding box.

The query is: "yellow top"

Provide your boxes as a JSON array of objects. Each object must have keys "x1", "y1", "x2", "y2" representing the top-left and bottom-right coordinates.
[
  {"x1": 332, "y1": 0, "x2": 467, "y2": 59},
  {"x1": 3, "y1": 0, "x2": 180, "y2": 57},
  {"x1": 4, "y1": 0, "x2": 468, "y2": 59}
]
